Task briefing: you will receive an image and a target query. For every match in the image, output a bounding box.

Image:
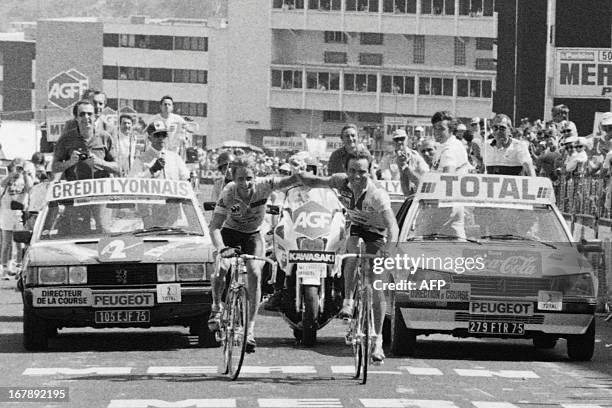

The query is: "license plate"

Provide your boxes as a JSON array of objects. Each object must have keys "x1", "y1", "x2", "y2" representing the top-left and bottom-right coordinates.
[
  {"x1": 468, "y1": 320, "x2": 524, "y2": 335},
  {"x1": 296, "y1": 263, "x2": 326, "y2": 279},
  {"x1": 94, "y1": 310, "x2": 150, "y2": 324}
]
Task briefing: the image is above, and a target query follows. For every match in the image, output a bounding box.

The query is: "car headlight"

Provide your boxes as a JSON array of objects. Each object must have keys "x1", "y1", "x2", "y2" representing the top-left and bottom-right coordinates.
[
  {"x1": 38, "y1": 266, "x2": 68, "y2": 285},
  {"x1": 177, "y1": 263, "x2": 205, "y2": 281},
  {"x1": 69, "y1": 266, "x2": 87, "y2": 284},
  {"x1": 551, "y1": 273, "x2": 594, "y2": 296},
  {"x1": 157, "y1": 264, "x2": 176, "y2": 282}
]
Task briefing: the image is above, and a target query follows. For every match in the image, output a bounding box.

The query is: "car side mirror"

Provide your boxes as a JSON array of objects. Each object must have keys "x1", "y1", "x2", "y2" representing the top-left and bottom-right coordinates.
[
  {"x1": 203, "y1": 202, "x2": 216, "y2": 211},
  {"x1": 267, "y1": 205, "x2": 280, "y2": 215},
  {"x1": 13, "y1": 230, "x2": 32, "y2": 244},
  {"x1": 577, "y1": 239, "x2": 603, "y2": 253}
]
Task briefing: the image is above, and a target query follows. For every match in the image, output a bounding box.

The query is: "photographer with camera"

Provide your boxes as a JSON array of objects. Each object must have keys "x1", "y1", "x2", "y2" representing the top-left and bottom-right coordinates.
[
  {"x1": 52, "y1": 100, "x2": 119, "y2": 181},
  {"x1": 392, "y1": 129, "x2": 429, "y2": 197},
  {"x1": 0, "y1": 158, "x2": 33, "y2": 280}
]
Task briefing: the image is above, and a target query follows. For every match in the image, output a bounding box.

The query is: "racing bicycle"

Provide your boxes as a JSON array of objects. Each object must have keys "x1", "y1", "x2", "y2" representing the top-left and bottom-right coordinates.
[
  {"x1": 214, "y1": 251, "x2": 277, "y2": 380},
  {"x1": 334, "y1": 250, "x2": 379, "y2": 384}
]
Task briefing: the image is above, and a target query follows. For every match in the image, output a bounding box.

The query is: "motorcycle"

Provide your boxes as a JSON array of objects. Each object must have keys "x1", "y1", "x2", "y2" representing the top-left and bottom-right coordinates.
[{"x1": 267, "y1": 186, "x2": 347, "y2": 346}]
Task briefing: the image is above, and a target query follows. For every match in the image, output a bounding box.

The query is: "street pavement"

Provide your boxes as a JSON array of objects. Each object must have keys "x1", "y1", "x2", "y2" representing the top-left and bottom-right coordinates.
[{"x1": 1, "y1": 279, "x2": 611, "y2": 408}]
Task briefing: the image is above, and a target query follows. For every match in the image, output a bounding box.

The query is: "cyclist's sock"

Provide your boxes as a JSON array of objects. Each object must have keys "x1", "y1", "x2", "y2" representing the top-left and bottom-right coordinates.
[{"x1": 374, "y1": 334, "x2": 383, "y2": 348}]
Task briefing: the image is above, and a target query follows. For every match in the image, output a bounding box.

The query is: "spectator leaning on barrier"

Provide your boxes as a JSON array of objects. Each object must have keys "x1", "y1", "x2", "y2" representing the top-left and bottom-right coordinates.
[{"x1": 483, "y1": 114, "x2": 534, "y2": 176}]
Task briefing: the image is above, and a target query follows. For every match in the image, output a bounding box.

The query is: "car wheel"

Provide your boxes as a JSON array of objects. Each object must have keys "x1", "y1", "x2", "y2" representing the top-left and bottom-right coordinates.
[
  {"x1": 191, "y1": 314, "x2": 220, "y2": 348},
  {"x1": 390, "y1": 303, "x2": 416, "y2": 356},
  {"x1": 532, "y1": 335, "x2": 557, "y2": 349},
  {"x1": 567, "y1": 319, "x2": 595, "y2": 361},
  {"x1": 23, "y1": 304, "x2": 48, "y2": 351}
]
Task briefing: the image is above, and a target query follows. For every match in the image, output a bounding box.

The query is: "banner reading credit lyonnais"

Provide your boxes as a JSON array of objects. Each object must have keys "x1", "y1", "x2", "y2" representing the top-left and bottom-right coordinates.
[
  {"x1": 47, "y1": 178, "x2": 193, "y2": 201},
  {"x1": 554, "y1": 48, "x2": 612, "y2": 98}
]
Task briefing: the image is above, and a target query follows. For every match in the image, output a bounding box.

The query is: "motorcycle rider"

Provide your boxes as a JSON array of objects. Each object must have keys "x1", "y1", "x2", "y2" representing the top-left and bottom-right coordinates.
[
  {"x1": 208, "y1": 156, "x2": 301, "y2": 352},
  {"x1": 298, "y1": 150, "x2": 399, "y2": 363}
]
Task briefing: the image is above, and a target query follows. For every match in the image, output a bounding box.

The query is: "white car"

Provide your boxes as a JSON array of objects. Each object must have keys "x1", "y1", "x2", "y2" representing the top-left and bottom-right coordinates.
[{"x1": 382, "y1": 173, "x2": 600, "y2": 361}]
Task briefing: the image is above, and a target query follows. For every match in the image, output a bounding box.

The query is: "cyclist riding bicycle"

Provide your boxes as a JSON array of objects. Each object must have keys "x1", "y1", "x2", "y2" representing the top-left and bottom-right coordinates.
[
  {"x1": 298, "y1": 150, "x2": 399, "y2": 362},
  {"x1": 208, "y1": 156, "x2": 301, "y2": 352}
]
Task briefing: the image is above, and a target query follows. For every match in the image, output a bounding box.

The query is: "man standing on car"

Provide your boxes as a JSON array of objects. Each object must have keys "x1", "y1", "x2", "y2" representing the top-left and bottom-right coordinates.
[
  {"x1": 52, "y1": 100, "x2": 119, "y2": 180},
  {"x1": 483, "y1": 114, "x2": 534, "y2": 176},
  {"x1": 130, "y1": 121, "x2": 189, "y2": 180},
  {"x1": 431, "y1": 111, "x2": 471, "y2": 174}
]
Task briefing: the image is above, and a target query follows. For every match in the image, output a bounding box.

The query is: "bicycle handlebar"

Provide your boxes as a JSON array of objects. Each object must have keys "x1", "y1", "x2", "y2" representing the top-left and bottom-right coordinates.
[{"x1": 215, "y1": 253, "x2": 278, "y2": 276}]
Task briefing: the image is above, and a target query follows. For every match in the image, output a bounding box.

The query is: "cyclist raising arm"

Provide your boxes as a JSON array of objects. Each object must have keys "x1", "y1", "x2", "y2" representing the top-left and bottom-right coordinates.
[
  {"x1": 208, "y1": 156, "x2": 300, "y2": 353},
  {"x1": 299, "y1": 150, "x2": 399, "y2": 362}
]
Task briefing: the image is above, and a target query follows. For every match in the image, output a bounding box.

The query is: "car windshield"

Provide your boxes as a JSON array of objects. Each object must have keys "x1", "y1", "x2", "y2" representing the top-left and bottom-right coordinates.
[
  {"x1": 39, "y1": 195, "x2": 205, "y2": 240},
  {"x1": 405, "y1": 200, "x2": 569, "y2": 243}
]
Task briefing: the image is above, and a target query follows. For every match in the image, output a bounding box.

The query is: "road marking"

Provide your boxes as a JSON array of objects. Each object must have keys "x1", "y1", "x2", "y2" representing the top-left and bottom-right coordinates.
[
  {"x1": 107, "y1": 399, "x2": 236, "y2": 408},
  {"x1": 241, "y1": 366, "x2": 317, "y2": 374},
  {"x1": 23, "y1": 367, "x2": 132, "y2": 376},
  {"x1": 398, "y1": 366, "x2": 443, "y2": 375},
  {"x1": 472, "y1": 403, "x2": 520, "y2": 408},
  {"x1": 560, "y1": 405, "x2": 606, "y2": 408},
  {"x1": 360, "y1": 399, "x2": 459, "y2": 407},
  {"x1": 258, "y1": 399, "x2": 342, "y2": 407},
  {"x1": 454, "y1": 369, "x2": 539, "y2": 378},
  {"x1": 146, "y1": 366, "x2": 218, "y2": 375},
  {"x1": 330, "y1": 366, "x2": 401, "y2": 375}
]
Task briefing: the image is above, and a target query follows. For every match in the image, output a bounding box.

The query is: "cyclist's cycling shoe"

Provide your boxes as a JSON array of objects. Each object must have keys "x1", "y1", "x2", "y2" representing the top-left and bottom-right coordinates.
[
  {"x1": 371, "y1": 344, "x2": 385, "y2": 364},
  {"x1": 338, "y1": 304, "x2": 353, "y2": 319},
  {"x1": 245, "y1": 335, "x2": 256, "y2": 353},
  {"x1": 263, "y1": 291, "x2": 282, "y2": 311},
  {"x1": 207, "y1": 308, "x2": 222, "y2": 332}
]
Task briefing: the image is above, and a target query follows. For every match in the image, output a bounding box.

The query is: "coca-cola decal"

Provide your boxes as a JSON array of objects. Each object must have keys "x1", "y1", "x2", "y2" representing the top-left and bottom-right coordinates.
[{"x1": 463, "y1": 249, "x2": 541, "y2": 275}]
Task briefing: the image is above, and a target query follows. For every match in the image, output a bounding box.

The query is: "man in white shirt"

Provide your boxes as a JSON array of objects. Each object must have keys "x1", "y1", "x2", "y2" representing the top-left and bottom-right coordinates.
[
  {"x1": 130, "y1": 121, "x2": 189, "y2": 180},
  {"x1": 116, "y1": 114, "x2": 138, "y2": 176},
  {"x1": 147, "y1": 95, "x2": 188, "y2": 156},
  {"x1": 431, "y1": 111, "x2": 471, "y2": 174},
  {"x1": 483, "y1": 114, "x2": 534, "y2": 176}
]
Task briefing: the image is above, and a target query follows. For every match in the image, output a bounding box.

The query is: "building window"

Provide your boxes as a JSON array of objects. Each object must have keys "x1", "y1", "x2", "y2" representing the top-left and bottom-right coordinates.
[
  {"x1": 359, "y1": 53, "x2": 383, "y2": 66},
  {"x1": 323, "y1": 111, "x2": 343, "y2": 122},
  {"x1": 305, "y1": 71, "x2": 339, "y2": 90},
  {"x1": 273, "y1": 0, "x2": 305, "y2": 9},
  {"x1": 459, "y1": 0, "x2": 494, "y2": 16},
  {"x1": 149, "y1": 35, "x2": 174, "y2": 50},
  {"x1": 272, "y1": 70, "x2": 303, "y2": 89},
  {"x1": 476, "y1": 37, "x2": 494, "y2": 50},
  {"x1": 324, "y1": 31, "x2": 347, "y2": 43},
  {"x1": 358, "y1": 113, "x2": 382, "y2": 123},
  {"x1": 174, "y1": 36, "x2": 208, "y2": 51},
  {"x1": 119, "y1": 34, "x2": 135, "y2": 47},
  {"x1": 419, "y1": 76, "x2": 453, "y2": 96},
  {"x1": 174, "y1": 69, "x2": 208, "y2": 84},
  {"x1": 421, "y1": 0, "x2": 454, "y2": 15},
  {"x1": 344, "y1": 73, "x2": 377, "y2": 92},
  {"x1": 360, "y1": 33, "x2": 383, "y2": 45},
  {"x1": 324, "y1": 51, "x2": 348, "y2": 64},
  {"x1": 382, "y1": 75, "x2": 415, "y2": 94},
  {"x1": 413, "y1": 35, "x2": 425, "y2": 64},
  {"x1": 102, "y1": 65, "x2": 118, "y2": 80},
  {"x1": 175, "y1": 102, "x2": 207, "y2": 117},
  {"x1": 475, "y1": 58, "x2": 496, "y2": 70},
  {"x1": 454, "y1": 37, "x2": 466, "y2": 65},
  {"x1": 457, "y1": 79, "x2": 492, "y2": 98},
  {"x1": 383, "y1": 0, "x2": 417, "y2": 13},
  {"x1": 309, "y1": 0, "x2": 341, "y2": 10},
  {"x1": 150, "y1": 68, "x2": 172, "y2": 82},
  {"x1": 103, "y1": 33, "x2": 119, "y2": 47},
  {"x1": 346, "y1": 0, "x2": 378, "y2": 12}
]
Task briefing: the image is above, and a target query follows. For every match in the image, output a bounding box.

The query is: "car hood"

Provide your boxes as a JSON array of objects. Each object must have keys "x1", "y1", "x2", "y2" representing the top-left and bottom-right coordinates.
[
  {"x1": 390, "y1": 241, "x2": 593, "y2": 279},
  {"x1": 27, "y1": 236, "x2": 215, "y2": 266}
]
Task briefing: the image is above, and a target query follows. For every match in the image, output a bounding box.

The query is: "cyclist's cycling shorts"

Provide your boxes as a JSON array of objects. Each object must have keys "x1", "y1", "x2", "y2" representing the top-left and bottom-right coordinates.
[
  {"x1": 350, "y1": 224, "x2": 385, "y2": 254},
  {"x1": 221, "y1": 227, "x2": 264, "y2": 257}
]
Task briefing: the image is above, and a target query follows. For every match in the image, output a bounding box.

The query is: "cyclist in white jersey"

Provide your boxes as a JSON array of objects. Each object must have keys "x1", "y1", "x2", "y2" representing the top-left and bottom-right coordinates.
[
  {"x1": 299, "y1": 150, "x2": 399, "y2": 362},
  {"x1": 208, "y1": 156, "x2": 300, "y2": 352}
]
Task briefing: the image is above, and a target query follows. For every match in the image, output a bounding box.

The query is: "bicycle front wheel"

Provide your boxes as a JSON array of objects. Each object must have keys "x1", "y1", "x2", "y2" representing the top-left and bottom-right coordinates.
[
  {"x1": 351, "y1": 291, "x2": 363, "y2": 380},
  {"x1": 223, "y1": 286, "x2": 249, "y2": 380},
  {"x1": 359, "y1": 287, "x2": 372, "y2": 385}
]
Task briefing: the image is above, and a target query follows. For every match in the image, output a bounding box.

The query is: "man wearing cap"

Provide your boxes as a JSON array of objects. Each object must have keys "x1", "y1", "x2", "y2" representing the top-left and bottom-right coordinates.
[
  {"x1": 52, "y1": 100, "x2": 119, "y2": 180},
  {"x1": 413, "y1": 125, "x2": 425, "y2": 146},
  {"x1": 599, "y1": 113, "x2": 612, "y2": 175},
  {"x1": 483, "y1": 114, "x2": 534, "y2": 176},
  {"x1": 396, "y1": 133, "x2": 429, "y2": 197},
  {"x1": 130, "y1": 121, "x2": 189, "y2": 180},
  {"x1": 455, "y1": 123, "x2": 467, "y2": 141},
  {"x1": 379, "y1": 129, "x2": 407, "y2": 180}
]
